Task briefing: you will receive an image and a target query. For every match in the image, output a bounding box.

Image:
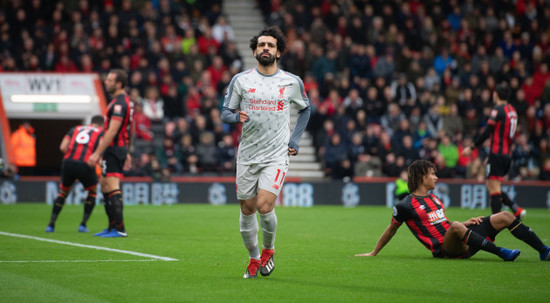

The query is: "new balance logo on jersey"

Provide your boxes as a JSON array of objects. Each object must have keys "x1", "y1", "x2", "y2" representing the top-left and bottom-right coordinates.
[
  {"x1": 273, "y1": 184, "x2": 279, "y2": 190},
  {"x1": 248, "y1": 88, "x2": 256, "y2": 93}
]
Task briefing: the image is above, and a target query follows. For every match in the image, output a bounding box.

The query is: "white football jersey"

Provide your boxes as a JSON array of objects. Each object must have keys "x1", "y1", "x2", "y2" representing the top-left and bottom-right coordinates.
[{"x1": 224, "y1": 68, "x2": 310, "y2": 165}]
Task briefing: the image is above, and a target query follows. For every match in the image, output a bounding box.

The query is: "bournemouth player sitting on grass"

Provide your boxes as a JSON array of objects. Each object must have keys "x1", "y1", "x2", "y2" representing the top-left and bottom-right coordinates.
[
  {"x1": 46, "y1": 115, "x2": 104, "y2": 233},
  {"x1": 355, "y1": 159, "x2": 550, "y2": 261}
]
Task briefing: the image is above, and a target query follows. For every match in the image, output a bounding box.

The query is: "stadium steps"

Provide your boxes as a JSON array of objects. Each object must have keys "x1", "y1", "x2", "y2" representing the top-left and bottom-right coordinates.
[
  {"x1": 223, "y1": 0, "x2": 265, "y2": 69},
  {"x1": 288, "y1": 108, "x2": 325, "y2": 179}
]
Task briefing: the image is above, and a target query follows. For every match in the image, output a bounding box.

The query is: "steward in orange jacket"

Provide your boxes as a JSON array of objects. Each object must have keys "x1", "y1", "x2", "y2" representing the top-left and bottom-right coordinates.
[{"x1": 11, "y1": 122, "x2": 36, "y2": 167}]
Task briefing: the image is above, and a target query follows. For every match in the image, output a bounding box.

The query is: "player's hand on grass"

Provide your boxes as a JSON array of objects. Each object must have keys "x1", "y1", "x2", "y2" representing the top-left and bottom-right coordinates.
[{"x1": 355, "y1": 252, "x2": 376, "y2": 257}]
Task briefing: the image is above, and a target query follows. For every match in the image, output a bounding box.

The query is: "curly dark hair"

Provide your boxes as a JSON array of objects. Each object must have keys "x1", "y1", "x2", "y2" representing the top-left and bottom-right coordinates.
[
  {"x1": 249, "y1": 26, "x2": 287, "y2": 55},
  {"x1": 407, "y1": 160, "x2": 436, "y2": 193}
]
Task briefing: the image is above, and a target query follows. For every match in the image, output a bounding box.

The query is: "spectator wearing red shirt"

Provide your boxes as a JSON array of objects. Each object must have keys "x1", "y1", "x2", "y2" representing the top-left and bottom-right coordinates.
[
  {"x1": 160, "y1": 25, "x2": 182, "y2": 54},
  {"x1": 206, "y1": 56, "x2": 227, "y2": 89},
  {"x1": 533, "y1": 63, "x2": 550, "y2": 98},
  {"x1": 55, "y1": 55, "x2": 78, "y2": 72},
  {"x1": 197, "y1": 27, "x2": 220, "y2": 55}
]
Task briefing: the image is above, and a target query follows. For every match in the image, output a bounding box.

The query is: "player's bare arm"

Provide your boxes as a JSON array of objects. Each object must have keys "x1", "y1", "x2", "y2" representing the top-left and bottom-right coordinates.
[
  {"x1": 355, "y1": 222, "x2": 400, "y2": 257},
  {"x1": 87, "y1": 119, "x2": 122, "y2": 167},
  {"x1": 59, "y1": 136, "x2": 70, "y2": 154}
]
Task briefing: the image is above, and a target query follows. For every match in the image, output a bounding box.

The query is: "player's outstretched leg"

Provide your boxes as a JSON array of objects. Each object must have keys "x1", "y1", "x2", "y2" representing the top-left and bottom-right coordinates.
[
  {"x1": 540, "y1": 246, "x2": 550, "y2": 261},
  {"x1": 462, "y1": 228, "x2": 520, "y2": 261},
  {"x1": 499, "y1": 248, "x2": 521, "y2": 261},
  {"x1": 505, "y1": 215, "x2": 550, "y2": 261}
]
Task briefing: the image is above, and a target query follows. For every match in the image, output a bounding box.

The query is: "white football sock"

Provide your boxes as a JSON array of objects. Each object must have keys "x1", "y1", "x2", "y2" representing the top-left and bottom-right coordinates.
[
  {"x1": 260, "y1": 210, "x2": 277, "y2": 250},
  {"x1": 240, "y1": 211, "x2": 260, "y2": 260}
]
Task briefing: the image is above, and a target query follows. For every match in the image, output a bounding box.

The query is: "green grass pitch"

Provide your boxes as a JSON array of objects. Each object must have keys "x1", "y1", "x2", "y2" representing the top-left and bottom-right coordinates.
[{"x1": 1, "y1": 203, "x2": 549, "y2": 302}]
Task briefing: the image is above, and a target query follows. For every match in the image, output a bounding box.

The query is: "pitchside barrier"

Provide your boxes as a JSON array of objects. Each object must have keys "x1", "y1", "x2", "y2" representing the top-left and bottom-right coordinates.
[{"x1": 1, "y1": 176, "x2": 549, "y2": 210}]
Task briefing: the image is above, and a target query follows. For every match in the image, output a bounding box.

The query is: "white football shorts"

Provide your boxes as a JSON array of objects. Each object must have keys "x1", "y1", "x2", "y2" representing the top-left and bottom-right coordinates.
[{"x1": 236, "y1": 161, "x2": 288, "y2": 200}]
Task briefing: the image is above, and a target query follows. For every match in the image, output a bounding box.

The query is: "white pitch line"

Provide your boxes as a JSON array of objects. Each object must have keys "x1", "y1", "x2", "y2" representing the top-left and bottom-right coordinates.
[
  {"x1": 0, "y1": 259, "x2": 159, "y2": 263},
  {"x1": 0, "y1": 231, "x2": 178, "y2": 261}
]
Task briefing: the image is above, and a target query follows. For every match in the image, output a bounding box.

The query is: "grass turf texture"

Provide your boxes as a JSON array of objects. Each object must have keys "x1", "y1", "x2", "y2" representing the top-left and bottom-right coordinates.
[{"x1": 1, "y1": 203, "x2": 549, "y2": 303}]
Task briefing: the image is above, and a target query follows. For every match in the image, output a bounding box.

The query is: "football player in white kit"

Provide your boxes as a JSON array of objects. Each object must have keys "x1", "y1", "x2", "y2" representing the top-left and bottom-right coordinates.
[{"x1": 221, "y1": 26, "x2": 311, "y2": 278}]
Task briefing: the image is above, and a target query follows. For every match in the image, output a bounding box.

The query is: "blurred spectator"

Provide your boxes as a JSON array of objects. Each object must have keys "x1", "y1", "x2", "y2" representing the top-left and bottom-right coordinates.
[
  {"x1": 354, "y1": 153, "x2": 383, "y2": 177},
  {"x1": 10, "y1": 121, "x2": 36, "y2": 176},
  {"x1": 179, "y1": 133, "x2": 198, "y2": 174},
  {"x1": 380, "y1": 103, "x2": 405, "y2": 137},
  {"x1": 323, "y1": 133, "x2": 347, "y2": 176},
  {"x1": 423, "y1": 103, "x2": 444, "y2": 137},
  {"x1": 394, "y1": 169, "x2": 409, "y2": 201},
  {"x1": 511, "y1": 133, "x2": 540, "y2": 180},
  {"x1": 218, "y1": 134, "x2": 236, "y2": 173},
  {"x1": 456, "y1": 136, "x2": 478, "y2": 178},
  {"x1": 442, "y1": 104, "x2": 464, "y2": 140},
  {"x1": 141, "y1": 86, "x2": 164, "y2": 123},
  {"x1": 195, "y1": 132, "x2": 218, "y2": 173},
  {"x1": 396, "y1": 135, "x2": 420, "y2": 166},
  {"x1": 437, "y1": 133, "x2": 459, "y2": 172},
  {"x1": 391, "y1": 73, "x2": 416, "y2": 106},
  {"x1": 156, "y1": 137, "x2": 181, "y2": 174},
  {"x1": 133, "y1": 100, "x2": 153, "y2": 142},
  {"x1": 540, "y1": 158, "x2": 550, "y2": 181},
  {"x1": 211, "y1": 15, "x2": 234, "y2": 44}
]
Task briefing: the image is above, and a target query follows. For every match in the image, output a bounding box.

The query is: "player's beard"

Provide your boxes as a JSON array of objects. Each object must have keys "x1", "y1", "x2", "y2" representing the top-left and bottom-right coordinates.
[
  {"x1": 256, "y1": 51, "x2": 277, "y2": 67},
  {"x1": 106, "y1": 84, "x2": 116, "y2": 95}
]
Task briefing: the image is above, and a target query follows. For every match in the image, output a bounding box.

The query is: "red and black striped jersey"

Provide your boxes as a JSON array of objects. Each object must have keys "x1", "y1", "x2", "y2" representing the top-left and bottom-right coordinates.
[
  {"x1": 105, "y1": 93, "x2": 134, "y2": 148},
  {"x1": 63, "y1": 125, "x2": 104, "y2": 163},
  {"x1": 392, "y1": 194, "x2": 450, "y2": 257},
  {"x1": 487, "y1": 104, "x2": 517, "y2": 156}
]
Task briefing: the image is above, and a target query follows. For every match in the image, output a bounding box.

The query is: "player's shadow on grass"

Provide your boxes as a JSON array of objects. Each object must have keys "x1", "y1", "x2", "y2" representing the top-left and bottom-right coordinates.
[{"x1": 367, "y1": 254, "x2": 508, "y2": 262}]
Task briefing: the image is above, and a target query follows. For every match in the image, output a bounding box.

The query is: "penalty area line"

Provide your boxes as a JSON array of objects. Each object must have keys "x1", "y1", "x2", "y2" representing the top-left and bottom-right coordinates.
[{"x1": 0, "y1": 231, "x2": 178, "y2": 261}]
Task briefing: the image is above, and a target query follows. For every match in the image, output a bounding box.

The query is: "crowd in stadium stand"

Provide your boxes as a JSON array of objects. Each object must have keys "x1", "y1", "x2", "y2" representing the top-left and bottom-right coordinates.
[{"x1": 1, "y1": 0, "x2": 550, "y2": 181}]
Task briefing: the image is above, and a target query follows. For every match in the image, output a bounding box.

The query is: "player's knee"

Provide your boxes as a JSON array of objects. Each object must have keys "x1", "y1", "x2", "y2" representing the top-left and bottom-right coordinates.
[
  {"x1": 495, "y1": 211, "x2": 515, "y2": 223},
  {"x1": 449, "y1": 221, "x2": 465, "y2": 232},
  {"x1": 257, "y1": 204, "x2": 274, "y2": 214},
  {"x1": 240, "y1": 203, "x2": 256, "y2": 215}
]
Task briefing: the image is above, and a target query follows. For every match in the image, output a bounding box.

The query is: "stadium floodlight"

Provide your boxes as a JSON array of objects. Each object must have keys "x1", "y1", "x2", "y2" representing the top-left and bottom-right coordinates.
[{"x1": 10, "y1": 95, "x2": 92, "y2": 103}]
